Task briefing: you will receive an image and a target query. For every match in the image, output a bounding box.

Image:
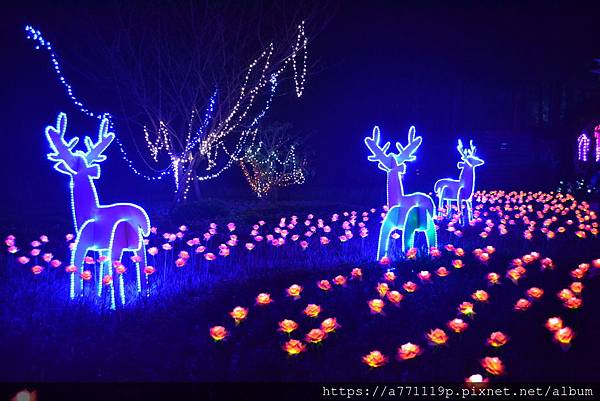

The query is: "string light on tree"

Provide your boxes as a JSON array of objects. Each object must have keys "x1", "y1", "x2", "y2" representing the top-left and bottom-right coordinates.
[{"x1": 26, "y1": 21, "x2": 310, "y2": 201}]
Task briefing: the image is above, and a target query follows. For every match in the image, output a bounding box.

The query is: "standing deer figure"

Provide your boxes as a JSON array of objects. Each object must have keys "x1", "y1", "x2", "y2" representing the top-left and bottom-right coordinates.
[
  {"x1": 364, "y1": 126, "x2": 437, "y2": 260},
  {"x1": 433, "y1": 139, "x2": 485, "y2": 224},
  {"x1": 45, "y1": 113, "x2": 150, "y2": 302}
]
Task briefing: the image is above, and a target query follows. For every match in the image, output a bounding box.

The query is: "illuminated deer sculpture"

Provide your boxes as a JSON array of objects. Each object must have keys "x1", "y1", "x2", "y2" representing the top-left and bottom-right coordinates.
[
  {"x1": 364, "y1": 126, "x2": 437, "y2": 260},
  {"x1": 433, "y1": 139, "x2": 484, "y2": 224},
  {"x1": 45, "y1": 113, "x2": 150, "y2": 303}
]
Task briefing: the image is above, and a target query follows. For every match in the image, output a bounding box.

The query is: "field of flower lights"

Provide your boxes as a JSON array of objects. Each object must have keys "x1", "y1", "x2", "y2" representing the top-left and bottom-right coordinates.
[{"x1": 1, "y1": 190, "x2": 599, "y2": 383}]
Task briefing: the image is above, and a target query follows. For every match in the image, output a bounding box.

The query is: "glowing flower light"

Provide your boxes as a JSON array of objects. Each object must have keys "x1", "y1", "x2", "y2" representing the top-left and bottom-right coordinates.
[
  {"x1": 230, "y1": 306, "x2": 249, "y2": 324},
  {"x1": 333, "y1": 275, "x2": 347, "y2": 286},
  {"x1": 80, "y1": 270, "x2": 92, "y2": 280},
  {"x1": 362, "y1": 350, "x2": 388, "y2": 368},
  {"x1": 554, "y1": 327, "x2": 574, "y2": 344},
  {"x1": 481, "y1": 356, "x2": 505, "y2": 375},
  {"x1": 458, "y1": 302, "x2": 475, "y2": 316},
  {"x1": 487, "y1": 331, "x2": 509, "y2": 347},
  {"x1": 256, "y1": 293, "x2": 272, "y2": 305},
  {"x1": 447, "y1": 318, "x2": 469, "y2": 333},
  {"x1": 143, "y1": 266, "x2": 156, "y2": 275},
  {"x1": 368, "y1": 299, "x2": 385, "y2": 314},
  {"x1": 526, "y1": 287, "x2": 544, "y2": 300},
  {"x1": 304, "y1": 304, "x2": 321, "y2": 318},
  {"x1": 426, "y1": 329, "x2": 448, "y2": 346},
  {"x1": 283, "y1": 339, "x2": 306, "y2": 355},
  {"x1": 278, "y1": 319, "x2": 299, "y2": 334},
  {"x1": 317, "y1": 280, "x2": 332, "y2": 291},
  {"x1": 397, "y1": 342, "x2": 422, "y2": 360},
  {"x1": 472, "y1": 290, "x2": 489, "y2": 302},
  {"x1": 545, "y1": 317, "x2": 564, "y2": 332},
  {"x1": 351, "y1": 268, "x2": 363, "y2": 279},
  {"x1": 386, "y1": 290, "x2": 403, "y2": 305},
  {"x1": 210, "y1": 326, "x2": 228, "y2": 341},
  {"x1": 305, "y1": 328, "x2": 327, "y2": 344},
  {"x1": 514, "y1": 298, "x2": 532, "y2": 311},
  {"x1": 286, "y1": 284, "x2": 303, "y2": 299},
  {"x1": 465, "y1": 374, "x2": 488, "y2": 383},
  {"x1": 436, "y1": 267, "x2": 449, "y2": 277},
  {"x1": 403, "y1": 281, "x2": 417, "y2": 293},
  {"x1": 452, "y1": 259, "x2": 464, "y2": 269},
  {"x1": 31, "y1": 265, "x2": 44, "y2": 275},
  {"x1": 376, "y1": 282, "x2": 389, "y2": 297}
]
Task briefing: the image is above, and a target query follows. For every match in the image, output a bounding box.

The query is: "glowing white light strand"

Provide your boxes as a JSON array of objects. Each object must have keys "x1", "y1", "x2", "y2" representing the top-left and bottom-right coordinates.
[
  {"x1": 26, "y1": 22, "x2": 308, "y2": 193},
  {"x1": 578, "y1": 132, "x2": 590, "y2": 162}
]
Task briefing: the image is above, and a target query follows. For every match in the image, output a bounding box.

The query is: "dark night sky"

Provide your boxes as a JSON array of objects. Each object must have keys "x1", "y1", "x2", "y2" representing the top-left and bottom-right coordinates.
[{"x1": 2, "y1": 0, "x2": 600, "y2": 218}]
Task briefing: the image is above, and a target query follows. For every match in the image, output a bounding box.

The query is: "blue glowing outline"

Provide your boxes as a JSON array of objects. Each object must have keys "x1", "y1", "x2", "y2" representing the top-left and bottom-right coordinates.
[
  {"x1": 45, "y1": 113, "x2": 151, "y2": 303},
  {"x1": 364, "y1": 126, "x2": 437, "y2": 260},
  {"x1": 433, "y1": 139, "x2": 485, "y2": 224}
]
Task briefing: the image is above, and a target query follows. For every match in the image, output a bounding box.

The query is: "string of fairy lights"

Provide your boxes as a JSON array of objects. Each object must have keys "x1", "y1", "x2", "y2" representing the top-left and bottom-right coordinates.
[
  {"x1": 25, "y1": 21, "x2": 309, "y2": 198},
  {"x1": 240, "y1": 139, "x2": 306, "y2": 198}
]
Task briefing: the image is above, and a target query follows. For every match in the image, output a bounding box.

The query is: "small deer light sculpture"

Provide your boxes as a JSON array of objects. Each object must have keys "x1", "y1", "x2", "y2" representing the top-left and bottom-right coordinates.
[
  {"x1": 433, "y1": 139, "x2": 485, "y2": 224},
  {"x1": 364, "y1": 126, "x2": 437, "y2": 260},
  {"x1": 45, "y1": 113, "x2": 150, "y2": 302}
]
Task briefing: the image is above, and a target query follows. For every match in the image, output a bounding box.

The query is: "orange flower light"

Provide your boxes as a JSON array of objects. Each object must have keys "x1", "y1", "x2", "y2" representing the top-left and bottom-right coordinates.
[
  {"x1": 545, "y1": 317, "x2": 563, "y2": 332},
  {"x1": 287, "y1": 284, "x2": 303, "y2": 299},
  {"x1": 452, "y1": 259, "x2": 464, "y2": 269},
  {"x1": 564, "y1": 297, "x2": 582, "y2": 310},
  {"x1": 65, "y1": 265, "x2": 77, "y2": 273},
  {"x1": 465, "y1": 374, "x2": 489, "y2": 383},
  {"x1": 317, "y1": 280, "x2": 332, "y2": 291},
  {"x1": 447, "y1": 318, "x2": 469, "y2": 333},
  {"x1": 383, "y1": 271, "x2": 396, "y2": 282},
  {"x1": 426, "y1": 328, "x2": 448, "y2": 346},
  {"x1": 320, "y1": 317, "x2": 340, "y2": 333},
  {"x1": 368, "y1": 299, "x2": 385, "y2": 314},
  {"x1": 362, "y1": 350, "x2": 388, "y2": 368},
  {"x1": 417, "y1": 270, "x2": 431, "y2": 282},
  {"x1": 481, "y1": 356, "x2": 505, "y2": 375},
  {"x1": 376, "y1": 282, "x2": 389, "y2": 297},
  {"x1": 31, "y1": 265, "x2": 44, "y2": 275},
  {"x1": 554, "y1": 327, "x2": 574, "y2": 344},
  {"x1": 209, "y1": 326, "x2": 228, "y2": 341},
  {"x1": 278, "y1": 319, "x2": 299, "y2": 334},
  {"x1": 386, "y1": 290, "x2": 403, "y2": 305},
  {"x1": 256, "y1": 293, "x2": 272, "y2": 305},
  {"x1": 379, "y1": 255, "x2": 391, "y2": 265},
  {"x1": 569, "y1": 282, "x2": 583, "y2": 294},
  {"x1": 397, "y1": 342, "x2": 422, "y2": 360},
  {"x1": 351, "y1": 268, "x2": 363, "y2": 279},
  {"x1": 283, "y1": 339, "x2": 306, "y2": 355},
  {"x1": 557, "y1": 289, "x2": 574, "y2": 302},
  {"x1": 304, "y1": 304, "x2": 322, "y2": 318},
  {"x1": 526, "y1": 287, "x2": 544, "y2": 300},
  {"x1": 333, "y1": 275, "x2": 347, "y2": 286},
  {"x1": 305, "y1": 328, "x2": 327, "y2": 344},
  {"x1": 472, "y1": 290, "x2": 489, "y2": 302},
  {"x1": 102, "y1": 275, "x2": 113, "y2": 285},
  {"x1": 403, "y1": 281, "x2": 417, "y2": 293},
  {"x1": 436, "y1": 267, "x2": 449, "y2": 277},
  {"x1": 514, "y1": 298, "x2": 532, "y2": 311},
  {"x1": 80, "y1": 270, "x2": 92, "y2": 280},
  {"x1": 458, "y1": 302, "x2": 475, "y2": 316},
  {"x1": 406, "y1": 248, "x2": 417, "y2": 259},
  {"x1": 230, "y1": 307, "x2": 249, "y2": 324},
  {"x1": 144, "y1": 266, "x2": 156, "y2": 275},
  {"x1": 487, "y1": 331, "x2": 509, "y2": 347}
]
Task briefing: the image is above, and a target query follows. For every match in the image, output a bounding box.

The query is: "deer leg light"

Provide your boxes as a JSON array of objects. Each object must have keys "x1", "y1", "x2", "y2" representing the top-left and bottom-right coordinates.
[
  {"x1": 45, "y1": 113, "x2": 151, "y2": 307},
  {"x1": 364, "y1": 126, "x2": 437, "y2": 261}
]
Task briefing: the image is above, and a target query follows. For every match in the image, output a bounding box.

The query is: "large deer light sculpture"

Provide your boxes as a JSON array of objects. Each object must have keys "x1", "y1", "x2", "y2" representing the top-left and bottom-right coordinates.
[
  {"x1": 364, "y1": 126, "x2": 437, "y2": 260},
  {"x1": 433, "y1": 139, "x2": 484, "y2": 224},
  {"x1": 45, "y1": 113, "x2": 150, "y2": 303}
]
